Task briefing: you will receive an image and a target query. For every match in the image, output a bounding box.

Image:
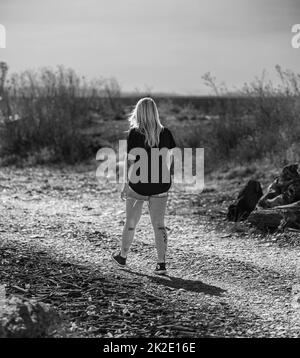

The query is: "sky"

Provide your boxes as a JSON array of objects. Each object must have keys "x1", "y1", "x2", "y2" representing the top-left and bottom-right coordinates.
[{"x1": 0, "y1": 0, "x2": 299, "y2": 94}]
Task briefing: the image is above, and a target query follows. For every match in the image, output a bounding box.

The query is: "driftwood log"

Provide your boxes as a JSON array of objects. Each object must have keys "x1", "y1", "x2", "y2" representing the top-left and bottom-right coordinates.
[
  {"x1": 248, "y1": 201, "x2": 300, "y2": 230},
  {"x1": 0, "y1": 295, "x2": 60, "y2": 338},
  {"x1": 248, "y1": 208, "x2": 282, "y2": 230}
]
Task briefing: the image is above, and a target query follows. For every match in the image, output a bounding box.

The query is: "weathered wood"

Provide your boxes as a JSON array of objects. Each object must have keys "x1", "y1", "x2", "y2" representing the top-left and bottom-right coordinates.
[
  {"x1": 248, "y1": 201, "x2": 300, "y2": 230},
  {"x1": 275, "y1": 201, "x2": 300, "y2": 211},
  {"x1": 248, "y1": 209, "x2": 283, "y2": 229},
  {"x1": 276, "y1": 201, "x2": 300, "y2": 229}
]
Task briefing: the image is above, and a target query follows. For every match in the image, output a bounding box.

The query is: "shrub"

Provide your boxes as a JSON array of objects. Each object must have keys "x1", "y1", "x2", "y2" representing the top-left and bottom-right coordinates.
[
  {"x1": 201, "y1": 66, "x2": 300, "y2": 168},
  {"x1": 0, "y1": 65, "x2": 122, "y2": 163}
]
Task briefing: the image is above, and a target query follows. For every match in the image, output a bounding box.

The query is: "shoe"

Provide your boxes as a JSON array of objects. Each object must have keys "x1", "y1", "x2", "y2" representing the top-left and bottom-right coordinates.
[
  {"x1": 153, "y1": 262, "x2": 167, "y2": 275},
  {"x1": 112, "y1": 252, "x2": 126, "y2": 267}
]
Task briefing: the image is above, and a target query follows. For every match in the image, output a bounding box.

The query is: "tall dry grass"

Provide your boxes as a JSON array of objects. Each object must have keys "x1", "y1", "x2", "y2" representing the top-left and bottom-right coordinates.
[
  {"x1": 210, "y1": 67, "x2": 300, "y2": 167},
  {"x1": 166, "y1": 67, "x2": 300, "y2": 172},
  {"x1": 0, "y1": 64, "x2": 123, "y2": 163},
  {"x1": 1, "y1": 63, "x2": 299, "y2": 171}
]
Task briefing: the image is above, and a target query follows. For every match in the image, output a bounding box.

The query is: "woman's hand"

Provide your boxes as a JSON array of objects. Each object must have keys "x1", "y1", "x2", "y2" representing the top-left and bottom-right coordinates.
[{"x1": 121, "y1": 183, "x2": 129, "y2": 201}]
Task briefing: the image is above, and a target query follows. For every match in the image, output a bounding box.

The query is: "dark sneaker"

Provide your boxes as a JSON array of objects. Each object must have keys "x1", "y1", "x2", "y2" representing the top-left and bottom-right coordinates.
[
  {"x1": 153, "y1": 263, "x2": 167, "y2": 275},
  {"x1": 112, "y1": 253, "x2": 127, "y2": 267}
]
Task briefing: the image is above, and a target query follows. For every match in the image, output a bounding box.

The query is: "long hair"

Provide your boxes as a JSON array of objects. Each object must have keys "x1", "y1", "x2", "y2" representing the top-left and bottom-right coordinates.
[{"x1": 128, "y1": 97, "x2": 163, "y2": 147}]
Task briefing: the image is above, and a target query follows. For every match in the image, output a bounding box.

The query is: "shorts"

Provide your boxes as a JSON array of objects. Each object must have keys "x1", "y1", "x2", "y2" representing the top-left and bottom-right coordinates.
[{"x1": 127, "y1": 186, "x2": 168, "y2": 201}]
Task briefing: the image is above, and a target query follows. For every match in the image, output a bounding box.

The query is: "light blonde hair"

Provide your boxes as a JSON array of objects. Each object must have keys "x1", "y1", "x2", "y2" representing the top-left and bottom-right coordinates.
[{"x1": 128, "y1": 97, "x2": 163, "y2": 147}]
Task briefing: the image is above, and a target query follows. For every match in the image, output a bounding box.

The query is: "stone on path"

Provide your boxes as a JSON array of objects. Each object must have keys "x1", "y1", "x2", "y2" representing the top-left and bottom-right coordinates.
[{"x1": 0, "y1": 295, "x2": 60, "y2": 338}]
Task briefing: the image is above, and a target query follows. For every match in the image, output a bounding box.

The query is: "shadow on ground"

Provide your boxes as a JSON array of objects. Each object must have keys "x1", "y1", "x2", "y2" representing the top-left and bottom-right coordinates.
[
  {"x1": 153, "y1": 275, "x2": 226, "y2": 296},
  {"x1": 123, "y1": 269, "x2": 226, "y2": 296},
  {"x1": 0, "y1": 240, "x2": 262, "y2": 337}
]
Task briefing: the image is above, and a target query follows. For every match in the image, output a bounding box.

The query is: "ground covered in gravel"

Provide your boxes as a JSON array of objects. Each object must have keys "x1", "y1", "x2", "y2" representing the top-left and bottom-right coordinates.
[{"x1": 0, "y1": 164, "x2": 299, "y2": 337}]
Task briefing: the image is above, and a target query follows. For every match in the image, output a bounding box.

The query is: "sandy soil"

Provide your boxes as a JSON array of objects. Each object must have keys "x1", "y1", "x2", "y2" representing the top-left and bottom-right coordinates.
[{"x1": 0, "y1": 165, "x2": 299, "y2": 337}]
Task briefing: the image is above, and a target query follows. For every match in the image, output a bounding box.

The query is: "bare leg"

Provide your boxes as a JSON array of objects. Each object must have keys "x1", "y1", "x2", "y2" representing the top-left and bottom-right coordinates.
[
  {"x1": 121, "y1": 198, "x2": 143, "y2": 258},
  {"x1": 148, "y1": 195, "x2": 168, "y2": 263}
]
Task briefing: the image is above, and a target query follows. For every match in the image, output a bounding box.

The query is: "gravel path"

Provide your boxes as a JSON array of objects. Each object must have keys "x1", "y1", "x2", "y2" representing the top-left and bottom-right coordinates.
[{"x1": 0, "y1": 165, "x2": 299, "y2": 337}]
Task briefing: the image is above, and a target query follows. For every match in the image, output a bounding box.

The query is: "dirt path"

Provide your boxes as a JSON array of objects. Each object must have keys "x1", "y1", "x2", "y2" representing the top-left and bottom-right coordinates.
[{"x1": 0, "y1": 165, "x2": 299, "y2": 337}]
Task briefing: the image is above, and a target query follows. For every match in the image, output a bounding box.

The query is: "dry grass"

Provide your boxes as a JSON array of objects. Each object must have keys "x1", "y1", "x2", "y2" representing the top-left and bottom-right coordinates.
[
  {"x1": 0, "y1": 65, "x2": 124, "y2": 163},
  {"x1": 1, "y1": 64, "x2": 300, "y2": 172}
]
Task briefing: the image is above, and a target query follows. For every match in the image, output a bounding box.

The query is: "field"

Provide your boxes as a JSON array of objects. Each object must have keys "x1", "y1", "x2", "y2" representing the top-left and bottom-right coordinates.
[
  {"x1": 0, "y1": 65, "x2": 299, "y2": 167},
  {"x1": 0, "y1": 64, "x2": 300, "y2": 337}
]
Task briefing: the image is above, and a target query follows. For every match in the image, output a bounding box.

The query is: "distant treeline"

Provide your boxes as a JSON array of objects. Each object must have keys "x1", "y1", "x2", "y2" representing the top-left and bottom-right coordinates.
[
  {"x1": 0, "y1": 63, "x2": 300, "y2": 168},
  {"x1": 118, "y1": 95, "x2": 270, "y2": 116}
]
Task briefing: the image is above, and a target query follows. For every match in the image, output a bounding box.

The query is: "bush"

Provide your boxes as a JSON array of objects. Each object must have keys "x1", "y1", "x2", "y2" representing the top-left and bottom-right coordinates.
[
  {"x1": 0, "y1": 65, "x2": 123, "y2": 163},
  {"x1": 161, "y1": 68, "x2": 300, "y2": 173},
  {"x1": 201, "y1": 66, "x2": 300, "y2": 168}
]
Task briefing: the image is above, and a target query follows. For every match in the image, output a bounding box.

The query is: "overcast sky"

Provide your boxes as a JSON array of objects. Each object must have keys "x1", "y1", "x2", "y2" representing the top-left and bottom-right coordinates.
[{"x1": 0, "y1": 0, "x2": 299, "y2": 94}]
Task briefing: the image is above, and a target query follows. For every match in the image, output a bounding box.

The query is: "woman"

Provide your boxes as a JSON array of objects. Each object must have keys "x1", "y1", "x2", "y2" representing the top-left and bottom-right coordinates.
[{"x1": 112, "y1": 97, "x2": 176, "y2": 275}]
